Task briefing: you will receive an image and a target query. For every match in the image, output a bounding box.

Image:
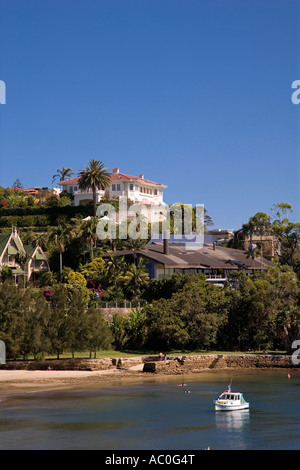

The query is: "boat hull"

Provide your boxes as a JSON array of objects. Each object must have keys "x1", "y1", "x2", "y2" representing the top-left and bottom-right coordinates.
[{"x1": 214, "y1": 402, "x2": 249, "y2": 411}]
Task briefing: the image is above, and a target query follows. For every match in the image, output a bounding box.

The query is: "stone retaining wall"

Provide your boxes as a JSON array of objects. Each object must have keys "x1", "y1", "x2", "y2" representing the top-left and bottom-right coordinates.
[
  {"x1": 142, "y1": 354, "x2": 297, "y2": 373},
  {"x1": 0, "y1": 354, "x2": 297, "y2": 373}
]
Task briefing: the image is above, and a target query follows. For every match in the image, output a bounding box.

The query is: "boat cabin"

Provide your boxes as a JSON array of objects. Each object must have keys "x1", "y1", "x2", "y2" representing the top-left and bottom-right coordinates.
[{"x1": 219, "y1": 392, "x2": 246, "y2": 403}]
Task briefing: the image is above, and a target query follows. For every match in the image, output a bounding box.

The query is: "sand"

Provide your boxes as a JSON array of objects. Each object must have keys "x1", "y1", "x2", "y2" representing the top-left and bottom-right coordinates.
[{"x1": 0, "y1": 365, "x2": 151, "y2": 394}]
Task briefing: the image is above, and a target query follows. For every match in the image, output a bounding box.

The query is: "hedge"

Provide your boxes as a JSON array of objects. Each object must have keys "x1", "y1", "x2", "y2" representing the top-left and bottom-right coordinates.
[{"x1": 0, "y1": 205, "x2": 93, "y2": 228}]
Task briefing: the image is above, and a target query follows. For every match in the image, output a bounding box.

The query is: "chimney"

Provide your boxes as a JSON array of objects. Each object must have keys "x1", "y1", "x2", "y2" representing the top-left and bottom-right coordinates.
[
  {"x1": 163, "y1": 230, "x2": 169, "y2": 255},
  {"x1": 138, "y1": 173, "x2": 144, "y2": 179},
  {"x1": 112, "y1": 168, "x2": 119, "y2": 174}
]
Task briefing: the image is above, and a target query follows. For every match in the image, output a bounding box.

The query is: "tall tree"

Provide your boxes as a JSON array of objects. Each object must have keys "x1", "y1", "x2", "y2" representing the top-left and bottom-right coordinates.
[
  {"x1": 85, "y1": 306, "x2": 112, "y2": 358},
  {"x1": 18, "y1": 287, "x2": 50, "y2": 360},
  {"x1": 48, "y1": 223, "x2": 71, "y2": 281},
  {"x1": 0, "y1": 281, "x2": 22, "y2": 359},
  {"x1": 78, "y1": 160, "x2": 111, "y2": 216},
  {"x1": 124, "y1": 237, "x2": 147, "y2": 266},
  {"x1": 52, "y1": 167, "x2": 74, "y2": 184},
  {"x1": 249, "y1": 212, "x2": 271, "y2": 268},
  {"x1": 65, "y1": 288, "x2": 88, "y2": 358},
  {"x1": 48, "y1": 284, "x2": 69, "y2": 359}
]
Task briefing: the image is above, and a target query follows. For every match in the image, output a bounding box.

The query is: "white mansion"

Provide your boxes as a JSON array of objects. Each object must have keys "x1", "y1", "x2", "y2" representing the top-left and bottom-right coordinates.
[{"x1": 58, "y1": 167, "x2": 167, "y2": 214}]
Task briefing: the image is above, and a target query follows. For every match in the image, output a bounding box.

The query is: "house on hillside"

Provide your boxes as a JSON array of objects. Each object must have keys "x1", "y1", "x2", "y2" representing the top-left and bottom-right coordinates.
[
  {"x1": 105, "y1": 235, "x2": 273, "y2": 285},
  {"x1": 58, "y1": 167, "x2": 168, "y2": 222},
  {"x1": 0, "y1": 227, "x2": 49, "y2": 285}
]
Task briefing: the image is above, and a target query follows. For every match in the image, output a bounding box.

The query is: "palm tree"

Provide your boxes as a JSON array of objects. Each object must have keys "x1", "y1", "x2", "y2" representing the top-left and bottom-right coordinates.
[
  {"x1": 124, "y1": 237, "x2": 147, "y2": 265},
  {"x1": 106, "y1": 255, "x2": 126, "y2": 288},
  {"x1": 120, "y1": 258, "x2": 149, "y2": 298},
  {"x1": 52, "y1": 167, "x2": 74, "y2": 184},
  {"x1": 15, "y1": 250, "x2": 30, "y2": 289},
  {"x1": 47, "y1": 223, "x2": 71, "y2": 282},
  {"x1": 78, "y1": 160, "x2": 111, "y2": 216},
  {"x1": 81, "y1": 217, "x2": 99, "y2": 260}
]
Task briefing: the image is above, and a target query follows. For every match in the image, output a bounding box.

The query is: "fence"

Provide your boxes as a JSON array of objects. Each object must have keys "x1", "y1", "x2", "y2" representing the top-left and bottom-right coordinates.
[{"x1": 98, "y1": 299, "x2": 147, "y2": 309}]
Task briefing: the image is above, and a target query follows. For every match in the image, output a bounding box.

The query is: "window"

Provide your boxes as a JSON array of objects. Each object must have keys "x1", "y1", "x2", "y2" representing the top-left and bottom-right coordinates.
[
  {"x1": 154, "y1": 189, "x2": 158, "y2": 196},
  {"x1": 117, "y1": 184, "x2": 120, "y2": 191},
  {"x1": 112, "y1": 184, "x2": 116, "y2": 191},
  {"x1": 130, "y1": 184, "x2": 134, "y2": 190}
]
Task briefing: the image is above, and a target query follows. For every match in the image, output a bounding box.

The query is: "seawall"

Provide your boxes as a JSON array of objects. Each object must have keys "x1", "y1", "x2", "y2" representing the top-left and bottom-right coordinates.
[
  {"x1": 143, "y1": 354, "x2": 298, "y2": 373},
  {"x1": 0, "y1": 354, "x2": 298, "y2": 373}
]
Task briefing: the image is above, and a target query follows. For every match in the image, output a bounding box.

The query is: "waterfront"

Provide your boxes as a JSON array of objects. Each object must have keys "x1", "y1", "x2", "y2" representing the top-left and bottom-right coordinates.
[{"x1": 0, "y1": 369, "x2": 299, "y2": 450}]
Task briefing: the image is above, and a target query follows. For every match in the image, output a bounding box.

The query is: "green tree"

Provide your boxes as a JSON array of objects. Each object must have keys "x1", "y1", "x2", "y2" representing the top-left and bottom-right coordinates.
[
  {"x1": 124, "y1": 237, "x2": 147, "y2": 265},
  {"x1": 85, "y1": 306, "x2": 112, "y2": 358},
  {"x1": 65, "y1": 288, "x2": 88, "y2": 358},
  {"x1": 0, "y1": 281, "x2": 22, "y2": 359},
  {"x1": 249, "y1": 212, "x2": 272, "y2": 264},
  {"x1": 52, "y1": 167, "x2": 74, "y2": 184},
  {"x1": 124, "y1": 307, "x2": 147, "y2": 349},
  {"x1": 0, "y1": 265, "x2": 13, "y2": 282},
  {"x1": 105, "y1": 255, "x2": 126, "y2": 289},
  {"x1": 80, "y1": 217, "x2": 99, "y2": 260},
  {"x1": 18, "y1": 287, "x2": 50, "y2": 360},
  {"x1": 110, "y1": 313, "x2": 129, "y2": 350},
  {"x1": 120, "y1": 259, "x2": 149, "y2": 298},
  {"x1": 48, "y1": 284, "x2": 69, "y2": 358},
  {"x1": 78, "y1": 160, "x2": 111, "y2": 216},
  {"x1": 80, "y1": 256, "x2": 106, "y2": 282},
  {"x1": 48, "y1": 222, "x2": 71, "y2": 281},
  {"x1": 145, "y1": 274, "x2": 228, "y2": 350}
]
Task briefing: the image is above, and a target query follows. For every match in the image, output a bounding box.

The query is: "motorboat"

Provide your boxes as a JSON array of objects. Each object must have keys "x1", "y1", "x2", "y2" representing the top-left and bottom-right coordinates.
[{"x1": 214, "y1": 384, "x2": 249, "y2": 411}]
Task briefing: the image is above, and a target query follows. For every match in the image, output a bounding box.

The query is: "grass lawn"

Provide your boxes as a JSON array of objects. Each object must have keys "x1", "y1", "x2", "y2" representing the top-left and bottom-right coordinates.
[{"x1": 41, "y1": 349, "x2": 286, "y2": 360}]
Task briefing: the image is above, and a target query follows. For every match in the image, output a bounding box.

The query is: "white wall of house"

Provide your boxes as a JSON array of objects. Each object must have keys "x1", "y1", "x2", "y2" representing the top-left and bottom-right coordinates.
[{"x1": 59, "y1": 168, "x2": 167, "y2": 215}]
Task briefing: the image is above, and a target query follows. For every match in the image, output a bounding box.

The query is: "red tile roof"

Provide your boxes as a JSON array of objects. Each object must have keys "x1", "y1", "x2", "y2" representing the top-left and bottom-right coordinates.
[{"x1": 58, "y1": 173, "x2": 166, "y2": 187}]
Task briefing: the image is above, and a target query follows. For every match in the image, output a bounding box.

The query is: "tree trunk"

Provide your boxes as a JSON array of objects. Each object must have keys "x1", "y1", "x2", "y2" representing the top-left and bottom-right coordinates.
[{"x1": 93, "y1": 187, "x2": 97, "y2": 217}]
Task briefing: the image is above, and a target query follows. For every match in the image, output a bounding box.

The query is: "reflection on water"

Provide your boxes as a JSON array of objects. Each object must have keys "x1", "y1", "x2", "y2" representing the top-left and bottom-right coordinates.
[
  {"x1": 214, "y1": 409, "x2": 250, "y2": 450},
  {"x1": 0, "y1": 370, "x2": 299, "y2": 450},
  {"x1": 215, "y1": 409, "x2": 250, "y2": 430}
]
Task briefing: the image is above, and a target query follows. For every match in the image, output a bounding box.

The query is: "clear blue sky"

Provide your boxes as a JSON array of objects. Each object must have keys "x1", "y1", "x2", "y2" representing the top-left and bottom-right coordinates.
[{"x1": 0, "y1": 0, "x2": 299, "y2": 230}]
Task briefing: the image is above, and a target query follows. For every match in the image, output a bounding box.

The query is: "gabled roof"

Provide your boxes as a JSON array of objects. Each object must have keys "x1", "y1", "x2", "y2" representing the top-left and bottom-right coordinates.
[
  {"x1": 0, "y1": 233, "x2": 11, "y2": 256},
  {"x1": 24, "y1": 244, "x2": 47, "y2": 260}
]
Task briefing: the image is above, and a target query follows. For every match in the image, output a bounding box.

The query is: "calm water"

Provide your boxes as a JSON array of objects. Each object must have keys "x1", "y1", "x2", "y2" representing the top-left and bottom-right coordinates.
[{"x1": 0, "y1": 370, "x2": 299, "y2": 450}]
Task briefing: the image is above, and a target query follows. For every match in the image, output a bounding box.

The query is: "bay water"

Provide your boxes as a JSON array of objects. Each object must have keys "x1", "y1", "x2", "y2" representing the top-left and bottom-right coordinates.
[{"x1": 0, "y1": 370, "x2": 299, "y2": 450}]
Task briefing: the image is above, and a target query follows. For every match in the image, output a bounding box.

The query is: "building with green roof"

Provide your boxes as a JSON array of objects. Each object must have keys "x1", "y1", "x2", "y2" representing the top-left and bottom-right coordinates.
[{"x1": 0, "y1": 227, "x2": 49, "y2": 285}]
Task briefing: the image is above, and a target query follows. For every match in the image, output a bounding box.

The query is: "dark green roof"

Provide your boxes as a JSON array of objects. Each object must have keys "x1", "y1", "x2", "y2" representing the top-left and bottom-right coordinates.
[
  {"x1": 23, "y1": 244, "x2": 35, "y2": 257},
  {"x1": 0, "y1": 234, "x2": 11, "y2": 256},
  {"x1": 24, "y1": 244, "x2": 46, "y2": 260}
]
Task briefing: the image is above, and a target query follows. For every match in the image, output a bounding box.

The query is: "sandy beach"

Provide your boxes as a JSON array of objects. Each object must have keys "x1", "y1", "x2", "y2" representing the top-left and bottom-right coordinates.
[{"x1": 0, "y1": 364, "x2": 154, "y2": 394}]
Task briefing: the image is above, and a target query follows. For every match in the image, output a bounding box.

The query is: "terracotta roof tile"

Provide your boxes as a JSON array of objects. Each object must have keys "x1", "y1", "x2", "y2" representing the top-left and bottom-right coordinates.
[{"x1": 58, "y1": 173, "x2": 166, "y2": 187}]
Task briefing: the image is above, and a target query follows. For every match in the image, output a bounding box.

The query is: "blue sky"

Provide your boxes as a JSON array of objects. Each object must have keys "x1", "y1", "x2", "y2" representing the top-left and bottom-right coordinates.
[{"x1": 0, "y1": 0, "x2": 299, "y2": 230}]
